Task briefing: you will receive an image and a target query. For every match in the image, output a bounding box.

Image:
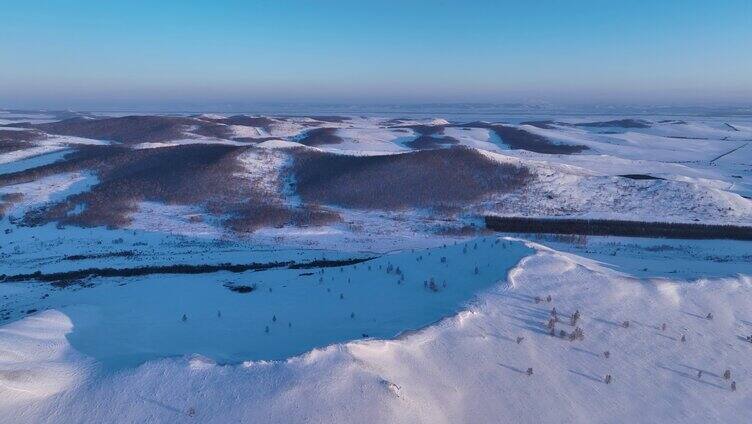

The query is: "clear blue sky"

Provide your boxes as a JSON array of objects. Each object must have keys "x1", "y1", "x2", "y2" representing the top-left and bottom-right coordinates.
[{"x1": 1, "y1": 0, "x2": 750, "y2": 109}]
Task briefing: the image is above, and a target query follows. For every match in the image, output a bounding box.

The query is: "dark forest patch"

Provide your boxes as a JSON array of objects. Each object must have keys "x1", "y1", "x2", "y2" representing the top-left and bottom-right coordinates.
[
  {"x1": 446, "y1": 122, "x2": 587, "y2": 154},
  {"x1": 485, "y1": 216, "x2": 752, "y2": 240},
  {"x1": 619, "y1": 174, "x2": 664, "y2": 181},
  {"x1": 304, "y1": 116, "x2": 351, "y2": 123},
  {"x1": 519, "y1": 121, "x2": 560, "y2": 129},
  {"x1": 490, "y1": 124, "x2": 587, "y2": 154},
  {"x1": 403, "y1": 135, "x2": 458, "y2": 150},
  {"x1": 20, "y1": 116, "x2": 237, "y2": 144},
  {"x1": 0, "y1": 129, "x2": 47, "y2": 142},
  {"x1": 574, "y1": 119, "x2": 651, "y2": 129},
  {"x1": 0, "y1": 257, "x2": 374, "y2": 284},
  {"x1": 455, "y1": 122, "x2": 587, "y2": 154},
  {"x1": 0, "y1": 144, "x2": 337, "y2": 232},
  {"x1": 204, "y1": 115, "x2": 277, "y2": 132},
  {"x1": 296, "y1": 127, "x2": 343, "y2": 146},
  {"x1": 63, "y1": 251, "x2": 136, "y2": 261},
  {"x1": 290, "y1": 146, "x2": 530, "y2": 210},
  {"x1": 0, "y1": 129, "x2": 47, "y2": 153}
]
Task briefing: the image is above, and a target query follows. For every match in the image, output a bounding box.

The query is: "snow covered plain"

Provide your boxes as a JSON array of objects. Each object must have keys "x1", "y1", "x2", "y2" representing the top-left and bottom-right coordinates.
[{"x1": 0, "y1": 112, "x2": 751, "y2": 423}]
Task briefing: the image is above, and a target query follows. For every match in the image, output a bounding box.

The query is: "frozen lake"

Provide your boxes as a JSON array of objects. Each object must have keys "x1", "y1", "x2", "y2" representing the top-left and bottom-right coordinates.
[{"x1": 0, "y1": 238, "x2": 532, "y2": 371}]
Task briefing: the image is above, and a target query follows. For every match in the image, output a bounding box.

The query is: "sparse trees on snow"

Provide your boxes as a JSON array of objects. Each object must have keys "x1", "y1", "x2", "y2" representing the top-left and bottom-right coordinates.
[
  {"x1": 526, "y1": 367, "x2": 533, "y2": 376},
  {"x1": 724, "y1": 369, "x2": 731, "y2": 380},
  {"x1": 516, "y1": 336, "x2": 524, "y2": 344},
  {"x1": 603, "y1": 351, "x2": 610, "y2": 359},
  {"x1": 604, "y1": 374, "x2": 612, "y2": 384}
]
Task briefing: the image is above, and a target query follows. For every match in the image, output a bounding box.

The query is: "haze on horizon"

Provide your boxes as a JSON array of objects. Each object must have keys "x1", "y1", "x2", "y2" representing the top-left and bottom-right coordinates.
[{"x1": 1, "y1": 0, "x2": 750, "y2": 111}]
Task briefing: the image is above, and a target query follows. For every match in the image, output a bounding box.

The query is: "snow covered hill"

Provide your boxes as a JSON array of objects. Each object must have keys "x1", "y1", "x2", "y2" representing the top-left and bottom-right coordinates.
[{"x1": 0, "y1": 111, "x2": 750, "y2": 423}]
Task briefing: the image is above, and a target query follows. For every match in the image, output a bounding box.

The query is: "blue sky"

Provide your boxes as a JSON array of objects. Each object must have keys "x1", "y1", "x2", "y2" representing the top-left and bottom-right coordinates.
[{"x1": 1, "y1": 0, "x2": 750, "y2": 109}]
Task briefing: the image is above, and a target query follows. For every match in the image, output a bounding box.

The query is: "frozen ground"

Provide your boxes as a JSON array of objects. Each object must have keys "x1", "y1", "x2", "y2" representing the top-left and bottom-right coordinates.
[{"x1": 0, "y1": 111, "x2": 751, "y2": 423}]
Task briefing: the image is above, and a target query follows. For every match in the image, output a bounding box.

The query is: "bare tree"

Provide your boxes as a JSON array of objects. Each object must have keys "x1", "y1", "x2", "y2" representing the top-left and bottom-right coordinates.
[{"x1": 571, "y1": 310, "x2": 580, "y2": 326}]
